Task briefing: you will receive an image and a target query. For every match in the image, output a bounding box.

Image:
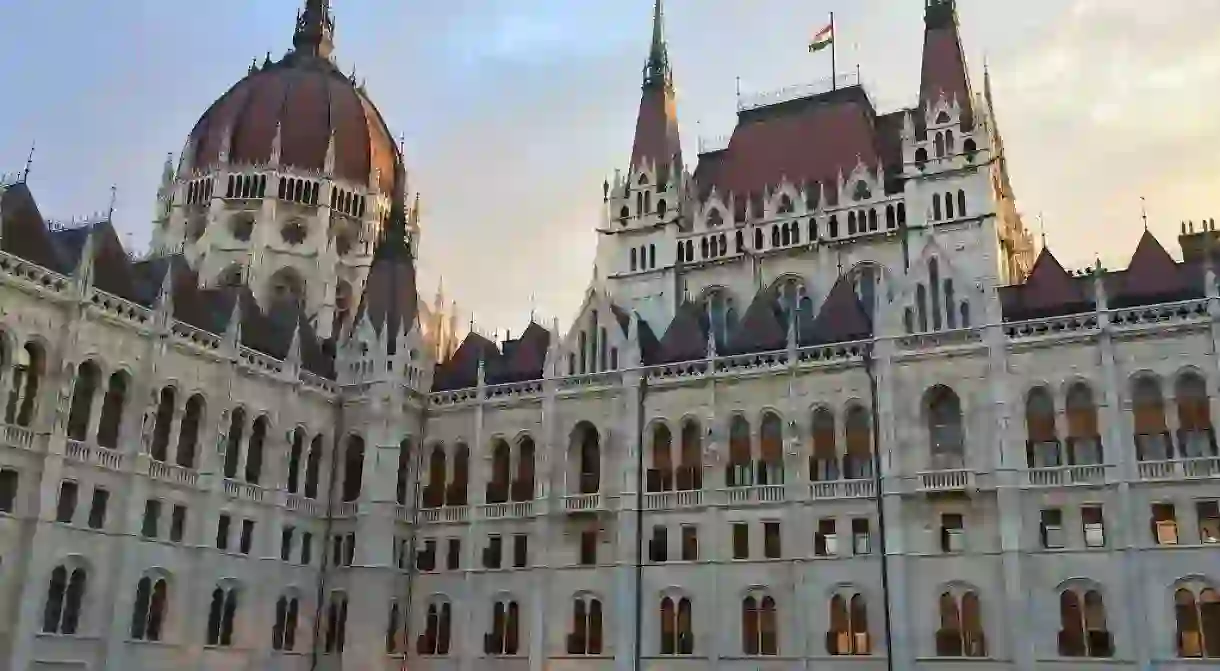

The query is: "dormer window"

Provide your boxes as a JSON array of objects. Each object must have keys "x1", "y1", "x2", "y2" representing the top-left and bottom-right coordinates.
[
  {"x1": 639, "y1": 174, "x2": 649, "y2": 186},
  {"x1": 778, "y1": 195, "x2": 794, "y2": 215},
  {"x1": 853, "y1": 181, "x2": 871, "y2": 202},
  {"x1": 915, "y1": 148, "x2": 928, "y2": 169},
  {"x1": 936, "y1": 111, "x2": 950, "y2": 125},
  {"x1": 619, "y1": 206, "x2": 630, "y2": 223},
  {"x1": 657, "y1": 199, "x2": 667, "y2": 216},
  {"x1": 963, "y1": 139, "x2": 977, "y2": 162},
  {"x1": 707, "y1": 209, "x2": 724, "y2": 228}
]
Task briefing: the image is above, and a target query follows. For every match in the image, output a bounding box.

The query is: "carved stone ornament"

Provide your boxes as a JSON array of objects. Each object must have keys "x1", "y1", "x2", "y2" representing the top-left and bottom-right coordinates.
[{"x1": 702, "y1": 424, "x2": 721, "y2": 464}]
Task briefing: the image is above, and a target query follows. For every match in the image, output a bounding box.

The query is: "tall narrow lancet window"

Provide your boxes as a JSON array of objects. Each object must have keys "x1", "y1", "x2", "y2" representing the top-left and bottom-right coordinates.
[
  {"x1": 150, "y1": 387, "x2": 176, "y2": 461},
  {"x1": 514, "y1": 437, "x2": 535, "y2": 502},
  {"x1": 925, "y1": 386, "x2": 965, "y2": 470},
  {"x1": 928, "y1": 259, "x2": 942, "y2": 331},
  {"x1": 1025, "y1": 386, "x2": 1060, "y2": 468},
  {"x1": 1176, "y1": 372, "x2": 1216, "y2": 458},
  {"x1": 810, "y1": 407, "x2": 839, "y2": 481},
  {"x1": 727, "y1": 415, "x2": 752, "y2": 487},
  {"x1": 844, "y1": 405, "x2": 873, "y2": 479},
  {"x1": 223, "y1": 408, "x2": 246, "y2": 479},
  {"x1": 245, "y1": 415, "x2": 269, "y2": 485},
  {"x1": 66, "y1": 360, "x2": 101, "y2": 442},
  {"x1": 489, "y1": 440, "x2": 511, "y2": 503},
  {"x1": 341, "y1": 435, "x2": 365, "y2": 503},
  {"x1": 395, "y1": 438, "x2": 411, "y2": 505},
  {"x1": 649, "y1": 424, "x2": 673, "y2": 492},
  {"x1": 287, "y1": 428, "x2": 306, "y2": 495},
  {"x1": 424, "y1": 445, "x2": 445, "y2": 508},
  {"x1": 449, "y1": 443, "x2": 469, "y2": 506},
  {"x1": 304, "y1": 434, "x2": 323, "y2": 499},
  {"x1": 679, "y1": 419, "x2": 703, "y2": 491},
  {"x1": 6, "y1": 342, "x2": 44, "y2": 427},
  {"x1": 95, "y1": 371, "x2": 128, "y2": 449},
  {"x1": 759, "y1": 412, "x2": 783, "y2": 485},
  {"x1": 1132, "y1": 376, "x2": 1170, "y2": 461},
  {"x1": 1065, "y1": 382, "x2": 1102, "y2": 465}
]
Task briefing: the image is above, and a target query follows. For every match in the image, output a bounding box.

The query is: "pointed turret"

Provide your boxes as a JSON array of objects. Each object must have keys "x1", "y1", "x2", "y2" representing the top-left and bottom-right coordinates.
[
  {"x1": 919, "y1": 0, "x2": 973, "y2": 129},
  {"x1": 629, "y1": 0, "x2": 682, "y2": 178},
  {"x1": 293, "y1": 0, "x2": 335, "y2": 60},
  {"x1": 351, "y1": 160, "x2": 418, "y2": 355}
]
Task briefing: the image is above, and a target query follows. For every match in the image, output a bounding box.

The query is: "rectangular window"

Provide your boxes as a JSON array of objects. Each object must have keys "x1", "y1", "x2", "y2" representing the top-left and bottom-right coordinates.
[
  {"x1": 333, "y1": 534, "x2": 344, "y2": 566},
  {"x1": 1197, "y1": 501, "x2": 1220, "y2": 544},
  {"x1": 1082, "y1": 505, "x2": 1105, "y2": 548},
  {"x1": 681, "y1": 525, "x2": 698, "y2": 561},
  {"x1": 650, "y1": 525, "x2": 668, "y2": 563},
  {"x1": 141, "y1": 499, "x2": 161, "y2": 539},
  {"x1": 418, "y1": 539, "x2": 437, "y2": 571},
  {"x1": 281, "y1": 526, "x2": 295, "y2": 561},
  {"x1": 343, "y1": 533, "x2": 355, "y2": 566},
  {"x1": 1152, "y1": 503, "x2": 1178, "y2": 545},
  {"x1": 87, "y1": 488, "x2": 109, "y2": 530},
  {"x1": 169, "y1": 504, "x2": 186, "y2": 543},
  {"x1": 56, "y1": 480, "x2": 78, "y2": 524},
  {"x1": 579, "y1": 530, "x2": 598, "y2": 566},
  {"x1": 732, "y1": 522, "x2": 749, "y2": 559},
  {"x1": 216, "y1": 514, "x2": 231, "y2": 550},
  {"x1": 0, "y1": 468, "x2": 18, "y2": 513},
  {"x1": 512, "y1": 534, "x2": 528, "y2": 568},
  {"x1": 484, "y1": 535, "x2": 503, "y2": 569},
  {"x1": 240, "y1": 519, "x2": 255, "y2": 554},
  {"x1": 815, "y1": 518, "x2": 838, "y2": 557},
  {"x1": 301, "y1": 532, "x2": 313, "y2": 565},
  {"x1": 940, "y1": 513, "x2": 964, "y2": 553},
  {"x1": 763, "y1": 521, "x2": 782, "y2": 559},
  {"x1": 447, "y1": 538, "x2": 462, "y2": 570},
  {"x1": 1040, "y1": 508, "x2": 1064, "y2": 549},
  {"x1": 852, "y1": 518, "x2": 871, "y2": 555}
]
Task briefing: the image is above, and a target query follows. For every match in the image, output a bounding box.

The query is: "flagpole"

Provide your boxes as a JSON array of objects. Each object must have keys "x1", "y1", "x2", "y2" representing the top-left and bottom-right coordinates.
[{"x1": 830, "y1": 12, "x2": 837, "y2": 90}]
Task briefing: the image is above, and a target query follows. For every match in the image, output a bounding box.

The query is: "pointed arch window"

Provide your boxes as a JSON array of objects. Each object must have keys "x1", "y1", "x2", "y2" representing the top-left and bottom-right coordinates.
[
  {"x1": 759, "y1": 412, "x2": 784, "y2": 485},
  {"x1": 928, "y1": 258, "x2": 943, "y2": 330},
  {"x1": 1176, "y1": 372, "x2": 1216, "y2": 458},
  {"x1": 43, "y1": 564, "x2": 87, "y2": 634},
  {"x1": 678, "y1": 419, "x2": 703, "y2": 491},
  {"x1": 486, "y1": 598, "x2": 520, "y2": 655},
  {"x1": 489, "y1": 439, "x2": 511, "y2": 502},
  {"x1": 287, "y1": 428, "x2": 306, "y2": 495},
  {"x1": 1176, "y1": 587, "x2": 1220, "y2": 658},
  {"x1": 811, "y1": 407, "x2": 839, "y2": 481},
  {"x1": 513, "y1": 437, "x2": 535, "y2": 502},
  {"x1": 419, "y1": 601, "x2": 453, "y2": 655},
  {"x1": 222, "y1": 407, "x2": 246, "y2": 480},
  {"x1": 131, "y1": 576, "x2": 168, "y2": 642},
  {"x1": 206, "y1": 584, "x2": 240, "y2": 647},
  {"x1": 245, "y1": 415, "x2": 269, "y2": 485},
  {"x1": 1025, "y1": 386, "x2": 1060, "y2": 468},
  {"x1": 67, "y1": 360, "x2": 101, "y2": 442},
  {"x1": 1132, "y1": 376, "x2": 1171, "y2": 461},
  {"x1": 304, "y1": 434, "x2": 324, "y2": 499},
  {"x1": 423, "y1": 444, "x2": 446, "y2": 508},
  {"x1": 935, "y1": 590, "x2": 986, "y2": 657},
  {"x1": 448, "y1": 443, "x2": 470, "y2": 506},
  {"x1": 341, "y1": 434, "x2": 364, "y2": 502},
  {"x1": 5, "y1": 342, "x2": 43, "y2": 427},
  {"x1": 925, "y1": 386, "x2": 965, "y2": 470},
  {"x1": 916, "y1": 284, "x2": 929, "y2": 332},
  {"x1": 932, "y1": 194, "x2": 942, "y2": 221},
  {"x1": 945, "y1": 191, "x2": 956, "y2": 219},
  {"x1": 96, "y1": 371, "x2": 128, "y2": 449},
  {"x1": 705, "y1": 289, "x2": 736, "y2": 350},
  {"x1": 660, "y1": 596, "x2": 694, "y2": 655},
  {"x1": 828, "y1": 593, "x2": 870, "y2": 655},
  {"x1": 844, "y1": 405, "x2": 873, "y2": 479},
  {"x1": 649, "y1": 424, "x2": 674, "y2": 493},
  {"x1": 742, "y1": 594, "x2": 778, "y2": 655},
  {"x1": 1065, "y1": 382, "x2": 1102, "y2": 465},
  {"x1": 176, "y1": 394, "x2": 203, "y2": 468},
  {"x1": 273, "y1": 594, "x2": 300, "y2": 651},
  {"x1": 957, "y1": 190, "x2": 967, "y2": 217},
  {"x1": 727, "y1": 415, "x2": 752, "y2": 487},
  {"x1": 1058, "y1": 589, "x2": 1113, "y2": 657}
]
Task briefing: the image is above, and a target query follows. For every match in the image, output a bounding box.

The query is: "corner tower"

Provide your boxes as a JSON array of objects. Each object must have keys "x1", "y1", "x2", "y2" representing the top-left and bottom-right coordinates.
[{"x1": 597, "y1": 0, "x2": 687, "y2": 329}]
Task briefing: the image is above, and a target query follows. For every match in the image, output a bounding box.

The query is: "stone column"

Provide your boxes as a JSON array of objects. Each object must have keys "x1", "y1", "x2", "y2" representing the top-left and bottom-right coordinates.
[{"x1": 612, "y1": 373, "x2": 642, "y2": 671}]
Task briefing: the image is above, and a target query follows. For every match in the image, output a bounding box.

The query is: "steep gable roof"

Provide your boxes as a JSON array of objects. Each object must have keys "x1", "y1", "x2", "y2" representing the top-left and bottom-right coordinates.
[
  {"x1": 0, "y1": 182, "x2": 66, "y2": 272},
  {"x1": 728, "y1": 289, "x2": 785, "y2": 354},
  {"x1": 803, "y1": 276, "x2": 873, "y2": 345},
  {"x1": 1108, "y1": 230, "x2": 1200, "y2": 307},
  {"x1": 655, "y1": 301, "x2": 707, "y2": 364}
]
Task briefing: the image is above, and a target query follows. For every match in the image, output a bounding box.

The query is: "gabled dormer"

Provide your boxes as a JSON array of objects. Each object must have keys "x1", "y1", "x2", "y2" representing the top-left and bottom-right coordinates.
[{"x1": 560, "y1": 288, "x2": 634, "y2": 375}]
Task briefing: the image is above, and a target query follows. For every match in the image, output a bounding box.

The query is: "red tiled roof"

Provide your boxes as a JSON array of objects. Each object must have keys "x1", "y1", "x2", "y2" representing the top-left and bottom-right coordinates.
[
  {"x1": 630, "y1": 84, "x2": 682, "y2": 178},
  {"x1": 693, "y1": 87, "x2": 890, "y2": 205}
]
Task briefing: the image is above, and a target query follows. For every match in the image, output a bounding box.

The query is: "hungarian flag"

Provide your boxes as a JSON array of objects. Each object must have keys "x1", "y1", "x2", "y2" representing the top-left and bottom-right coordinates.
[{"x1": 808, "y1": 23, "x2": 833, "y2": 53}]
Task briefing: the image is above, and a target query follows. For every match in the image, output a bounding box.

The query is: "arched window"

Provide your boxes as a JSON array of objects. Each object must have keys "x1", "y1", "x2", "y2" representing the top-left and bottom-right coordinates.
[
  {"x1": 945, "y1": 130, "x2": 955, "y2": 153},
  {"x1": 742, "y1": 595, "x2": 778, "y2": 656},
  {"x1": 287, "y1": 428, "x2": 306, "y2": 495},
  {"x1": 486, "y1": 599, "x2": 520, "y2": 655},
  {"x1": 1176, "y1": 372, "x2": 1216, "y2": 458},
  {"x1": 915, "y1": 148, "x2": 929, "y2": 167},
  {"x1": 304, "y1": 434, "x2": 323, "y2": 499},
  {"x1": 811, "y1": 407, "x2": 838, "y2": 481},
  {"x1": 957, "y1": 190, "x2": 967, "y2": 217},
  {"x1": 736, "y1": 229, "x2": 745, "y2": 253},
  {"x1": 679, "y1": 419, "x2": 703, "y2": 491},
  {"x1": 886, "y1": 205, "x2": 895, "y2": 229},
  {"x1": 945, "y1": 191, "x2": 956, "y2": 219},
  {"x1": 489, "y1": 439, "x2": 511, "y2": 502},
  {"x1": 935, "y1": 133, "x2": 945, "y2": 158},
  {"x1": 1025, "y1": 387, "x2": 1060, "y2": 468},
  {"x1": 929, "y1": 258, "x2": 943, "y2": 331},
  {"x1": 727, "y1": 415, "x2": 752, "y2": 487},
  {"x1": 575, "y1": 423, "x2": 600, "y2": 494},
  {"x1": 1064, "y1": 383, "x2": 1101, "y2": 465},
  {"x1": 66, "y1": 360, "x2": 101, "y2": 442},
  {"x1": 206, "y1": 584, "x2": 240, "y2": 647},
  {"x1": 630, "y1": 248, "x2": 637, "y2": 271},
  {"x1": 95, "y1": 371, "x2": 128, "y2": 449},
  {"x1": 222, "y1": 407, "x2": 246, "y2": 479},
  {"x1": 569, "y1": 595, "x2": 604, "y2": 654},
  {"x1": 395, "y1": 438, "x2": 412, "y2": 505},
  {"x1": 660, "y1": 596, "x2": 694, "y2": 655},
  {"x1": 149, "y1": 387, "x2": 176, "y2": 461},
  {"x1": 944, "y1": 279, "x2": 956, "y2": 329},
  {"x1": 925, "y1": 386, "x2": 965, "y2": 469},
  {"x1": 244, "y1": 415, "x2": 269, "y2": 485},
  {"x1": 448, "y1": 443, "x2": 470, "y2": 506},
  {"x1": 780, "y1": 224, "x2": 791, "y2": 246},
  {"x1": 700, "y1": 237, "x2": 709, "y2": 259},
  {"x1": 424, "y1": 444, "x2": 446, "y2": 508},
  {"x1": 932, "y1": 194, "x2": 942, "y2": 221},
  {"x1": 936, "y1": 590, "x2": 986, "y2": 657},
  {"x1": 852, "y1": 264, "x2": 880, "y2": 323},
  {"x1": 868, "y1": 209, "x2": 878, "y2": 231},
  {"x1": 848, "y1": 211, "x2": 857, "y2": 235},
  {"x1": 273, "y1": 594, "x2": 300, "y2": 651},
  {"x1": 5, "y1": 342, "x2": 44, "y2": 427},
  {"x1": 844, "y1": 405, "x2": 873, "y2": 479},
  {"x1": 43, "y1": 564, "x2": 87, "y2": 634},
  {"x1": 916, "y1": 284, "x2": 929, "y2": 332},
  {"x1": 759, "y1": 412, "x2": 783, "y2": 485},
  {"x1": 778, "y1": 194, "x2": 794, "y2": 214},
  {"x1": 514, "y1": 437, "x2": 536, "y2": 502},
  {"x1": 773, "y1": 277, "x2": 805, "y2": 328},
  {"x1": 341, "y1": 435, "x2": 364, "y2": 502},
  {"x1": 708, "y1": 208, "x2": 724, "y2": 228},
  {"x1": 1058, "y1": 589, "x2": 1113, "y2": 657},
  {"x1": 963, "y1": 138, "x2": 977, "y2": 160},
  {"x1": 828, "y1": 593, "x2": 870, "y2": 654},
  {"x1": 718, "y1": 234, "x2": 727, "y2": 256},
  {"x1": 1175, "y1": 587, "x2": 1220, "y2": 658},
  {"x1": 754, "y1": 228, "x2": 764, "y2": 250},
  {"x1": 1132, "y1": 376, "x2": 1170, "y2": 461},
  {"x1": 649, "y1": 424, "x2": 673, "y2": 493},
  {"x1": 323, "y1": 592, "x2": 349, "y2": 653},
  {"x1": 419, "y1": 601, "x2": 453, "y2": 655},
  {"x1": 131, "y1": 576, "x2": 168, "y2": 641},
  {"x1": 771, "y1": 226, "x2": 781, "y2": 248}
]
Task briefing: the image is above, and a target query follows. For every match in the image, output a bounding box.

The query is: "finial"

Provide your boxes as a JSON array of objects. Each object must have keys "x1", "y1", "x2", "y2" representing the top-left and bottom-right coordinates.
[
  {"x1": 20, "y1": 141, "x2": 35, "y2": 183},
  {"x1": 529, "y1": 293, "x2": 536, "y2": 324},
  {"x1": 292, "y1": 0, "x2": 334, "y2": 59},
  {"x1": 1038, "y1": 213, "x2": 1046, "y2": 248},
  {"x1": 106, "y1": 185, "x2": 118, "y2": 222},
  {"x1": 1140, "y1": 196, "x2": 1149, "y2": 231}
]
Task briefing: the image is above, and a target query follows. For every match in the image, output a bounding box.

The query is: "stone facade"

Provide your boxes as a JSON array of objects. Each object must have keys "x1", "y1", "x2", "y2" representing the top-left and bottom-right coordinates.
[{"x1": 1, "y1": 1, "x2": 1219, "y2": 671}]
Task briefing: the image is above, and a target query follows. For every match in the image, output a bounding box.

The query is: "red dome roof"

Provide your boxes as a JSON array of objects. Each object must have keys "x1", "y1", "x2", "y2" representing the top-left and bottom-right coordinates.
[{"x1": 184, "y1": 4, "x2": 398, "y2": 194}]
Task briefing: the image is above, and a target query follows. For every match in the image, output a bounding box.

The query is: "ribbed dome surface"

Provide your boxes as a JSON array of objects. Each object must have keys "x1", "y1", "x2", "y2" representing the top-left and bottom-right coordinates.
[{"x1": 185, "y1": 51, "x2": 398, "y2": 195}]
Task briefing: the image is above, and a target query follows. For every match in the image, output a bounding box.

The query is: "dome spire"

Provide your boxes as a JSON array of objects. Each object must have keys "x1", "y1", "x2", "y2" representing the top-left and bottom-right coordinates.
[{"x1": 293, "y1": 0, "x2": 335, "y2": 59}]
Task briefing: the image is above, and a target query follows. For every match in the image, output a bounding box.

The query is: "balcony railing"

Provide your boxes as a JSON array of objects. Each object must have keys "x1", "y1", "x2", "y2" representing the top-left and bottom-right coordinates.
[
  {"x1": 1024, "y1": 463, "x2": 1108, "y2": 487},
  {"x1": 809, "y1": 478, "x2": 875, "y2": 499},
  {"x1": 917, "y1": 469, "x2": 973, "y2": 493},
  {"x1": 1137, "y1": 457, "x2": 1220, "y2": 481},
  {"x1": 223, "y1": 478, "x2": 267, "y2": 503},
  {"x1": 64, "y1": 439, "x2": 125, "y2": 471},
  {"x1": 564, "y1": 492, "x2": 602, "y2": 513},
  {"x1": 1, "y1": 424, "x2": 34, "y2": 451},
  {"x1": 147, "y1": 460, "x2": 199, "y2": 487}
]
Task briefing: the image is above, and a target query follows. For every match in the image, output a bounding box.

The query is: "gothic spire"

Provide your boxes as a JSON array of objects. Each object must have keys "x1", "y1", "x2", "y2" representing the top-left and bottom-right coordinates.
[
  {"x1": 643, "y1": 0, "x2": 670, "y2": 89},
  {"x1": 630, "y1": 0, "x2": 682, "y2": 176},
  {"x1": 293, "y1": 0, "x2": 335, "y2": 60}
]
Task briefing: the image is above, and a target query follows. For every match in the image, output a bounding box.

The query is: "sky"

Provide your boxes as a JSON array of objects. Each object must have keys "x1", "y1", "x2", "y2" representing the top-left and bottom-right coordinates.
[{"x1": 1, "y1": 0, "x2": 1219, "y2": 337}]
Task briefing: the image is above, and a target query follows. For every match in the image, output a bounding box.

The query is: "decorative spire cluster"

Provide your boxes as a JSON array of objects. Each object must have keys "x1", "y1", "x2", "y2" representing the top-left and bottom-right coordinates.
[
  {"x1": 293, "y1": 0, "x2": 335, "y2": 59},
  {"x1": 642, "y1": 0, "x2": 671, "y2": 89}
]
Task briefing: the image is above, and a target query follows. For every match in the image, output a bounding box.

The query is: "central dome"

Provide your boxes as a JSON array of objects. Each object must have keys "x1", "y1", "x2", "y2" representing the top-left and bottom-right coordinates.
[{"x1": 182, "y1": 1, "x2": 398, "y2": 195}]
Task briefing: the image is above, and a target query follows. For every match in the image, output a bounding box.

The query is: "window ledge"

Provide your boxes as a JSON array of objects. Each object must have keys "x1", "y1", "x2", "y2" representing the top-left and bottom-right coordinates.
[
  {"x1": 126, "y1": 638, "x2": 175, "y2": 647},
  {"x1": 35, "y1": 632, "x2": 100, "y2": 641},
  {"x1": 915, "y1": 656, "x2": 1002, "y2": 662}
]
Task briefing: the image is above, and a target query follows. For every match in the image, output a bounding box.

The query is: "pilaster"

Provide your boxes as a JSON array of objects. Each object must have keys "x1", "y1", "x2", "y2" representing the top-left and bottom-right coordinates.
[{"x1": 612, "y1": 372, "x2": 642, "y2": 671}]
